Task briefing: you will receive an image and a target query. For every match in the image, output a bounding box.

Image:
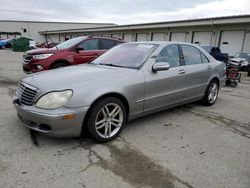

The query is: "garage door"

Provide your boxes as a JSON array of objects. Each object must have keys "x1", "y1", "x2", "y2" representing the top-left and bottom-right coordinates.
[
  {"x1": 102, "y1": 34, "x2": 111, "y2": 37},
  {"x1": 171, "y1": 32, "x2": 186, "y2": 42},
  {"x1": 192, "y1": 31, "x2": 212, "y2": 46},
  {"x1": 123, "y1": 33, "x2": 133, "y2": 42},
  {"x1": 152, "y1": 33, "x2": 165, "y2": 41},
  {"x1": 243, "y1": 33, "x2": 250, "y2": 52},
  {"x1": 6, "y1": 34, "x2": 12, "y2": 39},
  {"x1": 112, "y1": 34, "x2": 121, "y2": 39},
  {"x1": 136, "y1": 33, "x2": 148, "y2": 41},
  {"x1": 220, "y1": 31, "x2": 245, "y2": 56},
  {"x1": 59, "y1": 35, "x2": 65, "y2": 42},
  {"x1": 0, "y1": 34, "x2": 7, "y2": 39}
]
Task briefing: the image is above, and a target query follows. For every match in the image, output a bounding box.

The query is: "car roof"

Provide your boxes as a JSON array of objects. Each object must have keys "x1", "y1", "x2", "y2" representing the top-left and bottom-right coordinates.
[{"x1": 126, "y1": 41, "x2": 203, "y2": 48}]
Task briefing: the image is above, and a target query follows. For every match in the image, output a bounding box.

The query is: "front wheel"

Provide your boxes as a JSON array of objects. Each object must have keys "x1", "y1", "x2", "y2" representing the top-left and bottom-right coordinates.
[
  {"x1": 51, "y1": 62, "x2": 68, "y2": 69},
  {"x1": 86, "y1": 97, "x2": 127, "y2": 143},
  {"x1": 201, "y1": 80, "x2": 219, "y2": 106}
]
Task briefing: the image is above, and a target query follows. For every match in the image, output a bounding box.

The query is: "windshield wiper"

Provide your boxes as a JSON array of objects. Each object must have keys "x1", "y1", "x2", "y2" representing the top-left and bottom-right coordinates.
[{"x1": 98, "y1": 63, "x2": 125, "y2": 68}]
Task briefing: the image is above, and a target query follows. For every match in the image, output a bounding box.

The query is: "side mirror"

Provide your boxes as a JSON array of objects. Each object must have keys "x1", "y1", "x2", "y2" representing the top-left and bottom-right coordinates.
[
  {"x1": 76, "y1": 46, "x2": 84, "y2": 53},
  {"x1": 152, "y1": 62, "x2": 170, "y2": 72}
]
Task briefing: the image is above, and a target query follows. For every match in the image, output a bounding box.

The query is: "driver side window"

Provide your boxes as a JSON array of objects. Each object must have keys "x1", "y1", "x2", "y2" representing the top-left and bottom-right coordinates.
[
  {"x1": 156, "y1": 44, "x2": 180, "y2": 68},
  {"x1": 79, "y1": 39, "x2": 98, "y2": 50}
]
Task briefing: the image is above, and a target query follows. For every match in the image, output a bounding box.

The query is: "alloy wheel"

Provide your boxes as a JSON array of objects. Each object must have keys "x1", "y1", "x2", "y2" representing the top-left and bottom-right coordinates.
[
  {"x1": 208, "y1": 82, "x2": 218, "y2": 103},
  {"x1": 95, "y1": 103, "x2": 123, "y2": 138}
]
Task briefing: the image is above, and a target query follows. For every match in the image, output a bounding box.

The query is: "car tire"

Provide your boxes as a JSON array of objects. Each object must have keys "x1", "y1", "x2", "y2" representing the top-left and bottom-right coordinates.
[
  {"x1": 225, "y1": 80, "x2": 231, "y2": 86},
  {"x1": 230, "y1": 81, "x2": 238, "y2": 88},
  {"x1": 51, "y1": 62, "x2": 68, "y2": 69},
  {"x1": 86, "y1": 97, "x2": 127, "y2": 143},
  {"x1": 201, "y1": 80, "x2": 219, "y2": 106}
]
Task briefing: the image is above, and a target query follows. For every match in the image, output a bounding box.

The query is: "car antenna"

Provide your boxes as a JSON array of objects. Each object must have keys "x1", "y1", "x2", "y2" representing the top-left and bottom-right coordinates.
[
  {"x1": 47, "y1": 34, "x2": 58, "y2": 50},
  {"x1": 45, "y1": 31, "x2": 49, "y2": 47}
]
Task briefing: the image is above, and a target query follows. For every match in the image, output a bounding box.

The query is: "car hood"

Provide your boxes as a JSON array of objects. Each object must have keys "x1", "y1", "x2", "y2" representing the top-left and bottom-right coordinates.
[
  {"x1": 26, "y1": 47, "x2": 63, "y2": 55},
  {"x1": 22, "y1": 64, "x2": 137, "y2": 91}
]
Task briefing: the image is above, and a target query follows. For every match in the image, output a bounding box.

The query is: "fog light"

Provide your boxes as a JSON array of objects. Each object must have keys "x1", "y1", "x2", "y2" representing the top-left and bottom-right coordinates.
[{"x1": 37, "y1": 65, "x2": 43, "y2": 70}]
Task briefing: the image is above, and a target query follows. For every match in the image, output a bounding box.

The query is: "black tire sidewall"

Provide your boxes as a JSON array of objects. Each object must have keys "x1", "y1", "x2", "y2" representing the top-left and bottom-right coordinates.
[
  {"x1": 225, "y1": 80, "x2": 231, "y2": 86},
  {"x1": 51, "y1": 62, "x2": 67, "y2": 69},
  {"x1": 87, "y1": 97, "x2": 127, "y2": 143},
  {"x1": 231, "y1": 81, "x2": 238, "y2": 87}
]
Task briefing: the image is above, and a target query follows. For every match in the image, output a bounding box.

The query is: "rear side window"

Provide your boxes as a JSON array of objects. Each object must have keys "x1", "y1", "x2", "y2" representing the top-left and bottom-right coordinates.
[
  {"x1": 181, "y1": 45, "x2": 203, "y2": 65},
  {"x1": 100, "y1": 39, "x2": 117, "y2": 50},
  {"x1": 156, "y1": 44, "x2": 180, "y2": 68},
  {"x1": 79, "y1": 39, "x2": 98, "y2": 50},
  {"x1": 201, "y1": 53, "x2": 209, "y2": 63}
]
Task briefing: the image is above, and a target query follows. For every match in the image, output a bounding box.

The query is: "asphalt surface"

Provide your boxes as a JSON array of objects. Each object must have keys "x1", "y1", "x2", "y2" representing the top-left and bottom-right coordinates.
[{"x1": 0, "y1": 50, "x2": 249, "y2": 188}]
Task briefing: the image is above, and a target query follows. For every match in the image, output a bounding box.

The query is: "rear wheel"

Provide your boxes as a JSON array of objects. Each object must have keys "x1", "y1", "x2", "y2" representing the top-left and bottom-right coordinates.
[
  {"x1": 201, "y1": 80, "x2": 219, "y2": 106},
  {"x1": 51, "y1": 62, "x2": 68, "y2": 69},
  {"x1": 86, "y1": 97, "x2": 127, "y2": 143}
]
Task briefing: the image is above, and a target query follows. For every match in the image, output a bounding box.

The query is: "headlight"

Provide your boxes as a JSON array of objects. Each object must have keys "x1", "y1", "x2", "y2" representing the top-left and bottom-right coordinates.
[
  {"x1": 36, "y1": 90, "x2": 73, "y2": 109},
  {"x1": 33, "y1": 53, "x2": 53, "y2": 59}
]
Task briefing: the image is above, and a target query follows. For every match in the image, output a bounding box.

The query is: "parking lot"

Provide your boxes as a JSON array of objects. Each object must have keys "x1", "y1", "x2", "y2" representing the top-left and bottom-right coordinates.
[{"x1": 0, "y1": 50, "x2": 249, "y2": 188}]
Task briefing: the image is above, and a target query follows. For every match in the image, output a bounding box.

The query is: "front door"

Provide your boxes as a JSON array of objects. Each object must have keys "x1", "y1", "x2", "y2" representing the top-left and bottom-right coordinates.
[
  {"x1": 74, "y1": 39, "x2": 105, "y2": 64},
  {"x1": 143, "y1": 44, "x2": 188, "y2": 112}
]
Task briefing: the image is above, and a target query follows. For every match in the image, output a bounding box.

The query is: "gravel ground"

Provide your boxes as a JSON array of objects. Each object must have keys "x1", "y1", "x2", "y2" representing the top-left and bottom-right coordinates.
[{"x1": 0, "y1": 50, "x2": 249, "y2": 188}]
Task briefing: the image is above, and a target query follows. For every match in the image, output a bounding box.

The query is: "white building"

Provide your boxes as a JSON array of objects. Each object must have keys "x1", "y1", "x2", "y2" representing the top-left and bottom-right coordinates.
[
  {"x1": 40, "y1": 15, "x2": 250, "y2": 56},
  {"x1": 0, "y1": 20, "x2": 115, "y2": 42}
]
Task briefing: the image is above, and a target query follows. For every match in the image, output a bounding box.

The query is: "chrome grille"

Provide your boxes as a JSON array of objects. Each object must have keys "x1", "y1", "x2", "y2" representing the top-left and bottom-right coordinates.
[{"x1": 17, "y1": 82, "x2": 39, "y2": 105}]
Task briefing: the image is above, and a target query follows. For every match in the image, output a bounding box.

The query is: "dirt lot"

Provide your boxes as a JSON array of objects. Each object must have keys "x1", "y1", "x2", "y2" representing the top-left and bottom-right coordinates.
[{"x1": 0, "y1": 50, "x2": 249, "y2": 188}]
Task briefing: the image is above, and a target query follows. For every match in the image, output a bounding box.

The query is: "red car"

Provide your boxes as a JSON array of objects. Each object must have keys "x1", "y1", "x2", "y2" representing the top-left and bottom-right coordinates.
[{"x1": 22, "y1": 36, "x2": 124, "y2": 73}]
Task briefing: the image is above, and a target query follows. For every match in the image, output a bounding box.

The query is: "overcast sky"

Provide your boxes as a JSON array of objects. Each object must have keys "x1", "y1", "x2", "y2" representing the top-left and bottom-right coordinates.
[{"x1": 0, "y1": 0, "x2": 250, "y2": 24}]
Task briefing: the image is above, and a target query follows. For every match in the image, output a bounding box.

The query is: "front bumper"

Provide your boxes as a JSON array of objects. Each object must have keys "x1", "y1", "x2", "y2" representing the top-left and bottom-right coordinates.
[{"x1": 13, "y1": 98, "x2": 89, "y2": 137}]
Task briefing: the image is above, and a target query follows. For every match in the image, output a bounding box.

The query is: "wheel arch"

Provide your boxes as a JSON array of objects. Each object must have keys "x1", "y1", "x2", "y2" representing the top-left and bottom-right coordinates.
[
  {"x1": 209, "y1": 76, "x2": 220, "y2": 87},
  {"x1": 49, "y1": 59, "x2": 70, "y2": 69},
  {"x1": 82, "y1": 92, "x2": 130, "y2": 133}
]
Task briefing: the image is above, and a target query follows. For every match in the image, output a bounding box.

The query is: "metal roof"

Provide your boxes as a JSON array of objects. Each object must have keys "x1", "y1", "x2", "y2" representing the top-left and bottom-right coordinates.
[
  {"x1": 0, "y1": 20, "x2": 115, "y2": 25},
  {"x1": 39, "y1": 14, "x2": 250, "y2": 34}
]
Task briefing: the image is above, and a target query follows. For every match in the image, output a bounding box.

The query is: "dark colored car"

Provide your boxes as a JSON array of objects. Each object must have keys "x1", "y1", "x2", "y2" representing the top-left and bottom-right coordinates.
[
  {"x1": 202, "y1": 46, "x2": 229, "y2": 63},
  {"x1": 22, "y1": 36, "x2": 124, "y2": 73}
]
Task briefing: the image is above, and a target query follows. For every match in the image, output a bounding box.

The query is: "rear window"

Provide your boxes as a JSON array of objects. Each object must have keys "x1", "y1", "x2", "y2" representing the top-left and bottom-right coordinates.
[{"x1": 100, "y1": 39, "x2": 117, "y2": 50}]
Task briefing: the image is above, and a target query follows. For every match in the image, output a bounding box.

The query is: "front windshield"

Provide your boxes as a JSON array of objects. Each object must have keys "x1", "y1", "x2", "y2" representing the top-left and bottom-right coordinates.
[
  {"x1": 91, "y1": 43, "x2": 157, "y2": 69},
  {"x1": 56, "y1": 37, "x2": 86, "y2": 49}
]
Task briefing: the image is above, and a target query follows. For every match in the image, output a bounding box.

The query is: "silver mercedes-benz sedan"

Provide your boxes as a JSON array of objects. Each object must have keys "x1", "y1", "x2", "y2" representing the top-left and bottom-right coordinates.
[{"x1": 13, "y1": 42, "x2": 226, "y2": 142}]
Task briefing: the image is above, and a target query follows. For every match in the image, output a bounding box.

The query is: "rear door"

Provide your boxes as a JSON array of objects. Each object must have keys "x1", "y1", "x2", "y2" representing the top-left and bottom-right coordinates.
[
  {"x1": 144, "y1": 44, "x2": 188, "y2": 112},
  {"x1": 74, "y1": 38, "x2": 100, "y2": 64},
  {"x1": 180, "y1": 44, "x2": 212, "y2": 98}
]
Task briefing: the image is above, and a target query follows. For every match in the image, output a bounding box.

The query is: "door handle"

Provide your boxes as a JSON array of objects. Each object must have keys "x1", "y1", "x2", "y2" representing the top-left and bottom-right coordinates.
[
  {"x1": 207, "y1": 65, "x2": 212, "y2": 70},
  {"x1": 179, "y1": 69, "x2": 186, "y2": 74}
]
